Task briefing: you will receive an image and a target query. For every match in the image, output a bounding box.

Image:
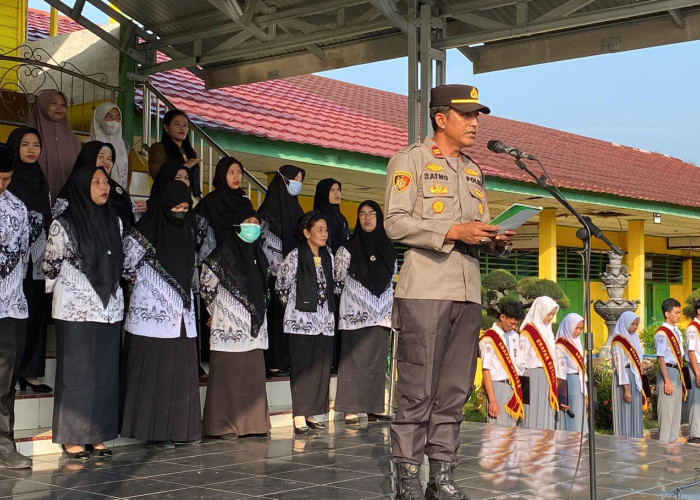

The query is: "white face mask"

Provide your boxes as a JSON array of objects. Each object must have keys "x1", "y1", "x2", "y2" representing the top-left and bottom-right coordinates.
[{"x1": 102, "y1": 120, "x2": 120, "y2": 135}]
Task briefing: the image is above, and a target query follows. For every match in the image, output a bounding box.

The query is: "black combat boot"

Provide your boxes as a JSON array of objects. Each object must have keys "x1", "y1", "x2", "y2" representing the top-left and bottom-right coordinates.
[
  {"x1": 396, "y1": 462, "x2": 425, "y2": 500},
  {"x1": 424, "y1": 460, "x2": 470, "y2": 499}
]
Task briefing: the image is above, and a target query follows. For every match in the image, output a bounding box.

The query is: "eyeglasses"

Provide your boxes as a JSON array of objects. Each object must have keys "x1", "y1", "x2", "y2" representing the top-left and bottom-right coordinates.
[{"x1": 358, "y1": 211, "x2": 377, "y2": 219}]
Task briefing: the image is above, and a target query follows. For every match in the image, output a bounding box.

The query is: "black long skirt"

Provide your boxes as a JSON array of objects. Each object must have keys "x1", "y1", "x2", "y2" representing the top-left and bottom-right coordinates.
[
  {"x1": 334, "y1": 325, "x2": 390, "y2": 414},
  {"x1": 289, "y1": 334, "x2": 333, "y2": 417},
  {"x1": 202, "y1": 349, "x2": 270, "y2": 436},
  {"x1": 120, "y1": 328, "x2": 201, "y2": 442},
  {"x1": 264, "y1": 276, "x2": 290, "y2": 371},
  {"x1": 52, "y1": 320, "x2": 120, "y2": 444},
  {"x1": 18, "y1": 265, "x2": 50, "y2": 378}
]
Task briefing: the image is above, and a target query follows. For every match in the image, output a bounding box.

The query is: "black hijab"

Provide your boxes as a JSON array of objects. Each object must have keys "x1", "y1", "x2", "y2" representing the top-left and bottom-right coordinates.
[
  {"x1": 295, "y1": 211, "x2": 335, "y2": 313},
  {"x1": 344, "y1": 200, "x2": 396, "y2": 297},
  {"x1": 313, "y1": 178, "x2": 349, "y2": 253},
  {"x1": 134, "y1": 180, "x2": 195, "y2": 308},
  {"x1": 204, "y1": 207, "x2": 269, "y2": 337},
  {"x1": 161, "y1": 109, "x2": 201, "y2": 197},
  {"x1": 78, "y1": 141, "x2": 135, "y2": 230},
  {"x1": 5, "y1": 127, "x2": 51, "y2": 229},
  {"x1": 258, "y1": 164, "x2": 306, "y2": 255},
  {"x1": 148, "y1": 160, "x2": 188, "y2": 210},
  {"x1": 58, "y1": 167, "x2": 123, "y2": 308},
  {"x1": 195, "y1": 156, "x2": 252, "y2": 244}
]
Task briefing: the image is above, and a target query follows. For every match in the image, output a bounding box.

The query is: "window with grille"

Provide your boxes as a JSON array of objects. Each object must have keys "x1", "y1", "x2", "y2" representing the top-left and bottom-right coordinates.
[
  {"x1": 557, "y1": 248, "x2": 607, "y2": 280},
  {"x1": 480, "y1": 250, "x2": 539, "y2": 278},
  {"x1": 647, "y1": 254, "x2": 684, "y2": 283}
]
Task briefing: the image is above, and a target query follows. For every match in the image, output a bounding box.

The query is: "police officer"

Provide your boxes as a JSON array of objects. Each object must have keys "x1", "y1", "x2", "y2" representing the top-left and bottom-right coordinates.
[{"x1": 385, "y1": 85, "x2": 514, "y2": 500}]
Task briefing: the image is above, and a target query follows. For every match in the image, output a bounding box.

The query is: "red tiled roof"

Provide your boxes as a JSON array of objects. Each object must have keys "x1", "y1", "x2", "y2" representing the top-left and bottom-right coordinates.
[
  {"x1": 26, "y1": 8, "x2": 83, "y2": 41},
  {"x1": 28, "y1": 9, "x2": 700, "y2": 209}
]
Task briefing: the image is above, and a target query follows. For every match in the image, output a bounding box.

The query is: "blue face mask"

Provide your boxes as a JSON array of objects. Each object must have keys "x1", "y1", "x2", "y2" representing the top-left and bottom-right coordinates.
[
  {"x1": 285, "y1": 179, "x2": 302, "y2": 197},
  {"x1": 238, "y1": 223, "x2": 261, "y2": 243}
]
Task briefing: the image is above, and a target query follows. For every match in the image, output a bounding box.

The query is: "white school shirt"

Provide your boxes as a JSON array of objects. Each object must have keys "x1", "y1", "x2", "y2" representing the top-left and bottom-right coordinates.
[
  {"x1": 0, "y1": 190, "x2": 29, "y2": 319},
  {"x1": 275, "y1": 247, "x2": 335, "y2": 336},
  {"x1": 655, "y1": 322, "x2": 684, "y2": 365},
  {"x1": 43, "y1": 219, "x2": 124, "y2": 323},
  {"x1": 479, "y1": 323, "x2": 519, "y2": 382},
  {"x1": 200, "y1": 262, "x2": 268, "y2": 352},
  {"x1": 685, "y1": 320, "x2": 700, "y2": 362},
  {"x1": 333, "y1": 246, "x2": 394, "y2": 331}
]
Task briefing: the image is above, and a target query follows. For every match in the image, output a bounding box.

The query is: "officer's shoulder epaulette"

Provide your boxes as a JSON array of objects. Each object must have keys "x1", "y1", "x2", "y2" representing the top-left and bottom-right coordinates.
[{"x1": 398, "y1": 142, "x2": 423, "y2": 154}]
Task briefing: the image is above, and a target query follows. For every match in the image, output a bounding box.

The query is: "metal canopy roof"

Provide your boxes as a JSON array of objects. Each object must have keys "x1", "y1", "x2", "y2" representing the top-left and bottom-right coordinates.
[{"x1": 44, "y1": 0, "x2": 700, "y2": 90}]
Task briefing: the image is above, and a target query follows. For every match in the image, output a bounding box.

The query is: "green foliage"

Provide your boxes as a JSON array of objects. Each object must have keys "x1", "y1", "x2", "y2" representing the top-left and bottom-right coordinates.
[
  {"x1": 482, "y1": 312, "x2": 496, "y2": 331},
  {"x1": 683, "y1": 289, "x2": 700, "y2": 319},
  {"x1": 462, "y1": 385, "x2": 487, "y2": 422},
  {"x1": 482, "y1": 269, "x2": 518, "y2": 293},
  {"x1": 640, "y1": 321, "x2": 662, "y2": 355},
  {"x1": 593, "y1": 363, "x2": 613, "y2": 432},
  {"x1": 518, "y1": 278, "x2": 571, "y2": 310}
]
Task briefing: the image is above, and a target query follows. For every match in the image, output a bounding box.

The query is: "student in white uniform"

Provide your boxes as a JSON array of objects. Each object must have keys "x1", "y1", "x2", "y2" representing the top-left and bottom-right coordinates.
[
  {"x1": 655, "y1": 298, "x2": 685, "y2": 443},
  {"x1": 479, "y1": 300, "x2": 525, "y2": 427},
  {"x1": 555, "y1": 313, "x2": 587, "y2": 433},
  {"x1": 611, "y1": 311, "x2": 645, "y2": 438},
  {"x1": 685, "y1": 300, "x2": 700, "y2": 443}
]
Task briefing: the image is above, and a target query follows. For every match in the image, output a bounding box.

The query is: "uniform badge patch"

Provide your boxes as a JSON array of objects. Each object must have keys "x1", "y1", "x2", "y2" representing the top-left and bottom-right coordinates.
[
  {"x1": 478, "y1": 203, "x2": 484, "y2": 215},
  {"x1": 429, "y1": 183, "x2": 448, "y2": 195},
  {"x1": 432, "y1": 200, "x2": 445, "y2": 214},
  {"x1": 465, "y1": 168, "x2": 479, "y2": 176},
  {"x1": 426, "y1": 163, "x2": 443, "y2": 172},
  {"x1": 474, "y1": 188, "x2": 484, "y2": 199},
  {"x1": 431, "y1": 145, "x2": 443, "y2": 157},
  {"x1": 392, "y1": 171, "x2": 413, "y2": 193}
]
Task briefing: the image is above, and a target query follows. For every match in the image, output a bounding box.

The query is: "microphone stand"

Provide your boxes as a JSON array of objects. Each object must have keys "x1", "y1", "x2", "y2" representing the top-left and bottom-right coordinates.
[{"x1": 513, "y1": 158, "x2": 623, "y2": 500}]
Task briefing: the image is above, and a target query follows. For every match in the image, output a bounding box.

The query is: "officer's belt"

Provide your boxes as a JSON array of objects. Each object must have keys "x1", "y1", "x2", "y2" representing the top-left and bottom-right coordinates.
[{"x1": 453, "y1": 241, "x2": 480, "y2": 259}]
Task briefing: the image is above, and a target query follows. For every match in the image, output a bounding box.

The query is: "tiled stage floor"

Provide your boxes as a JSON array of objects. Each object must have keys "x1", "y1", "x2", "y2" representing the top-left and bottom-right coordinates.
[{"x1": 3, "y1": 421, "x2": 700, "y2": 499}]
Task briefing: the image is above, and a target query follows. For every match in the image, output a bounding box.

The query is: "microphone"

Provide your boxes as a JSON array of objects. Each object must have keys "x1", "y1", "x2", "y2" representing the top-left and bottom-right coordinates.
[{"x1": 487, "y1": 140, "x2": 538, "y2": 160}]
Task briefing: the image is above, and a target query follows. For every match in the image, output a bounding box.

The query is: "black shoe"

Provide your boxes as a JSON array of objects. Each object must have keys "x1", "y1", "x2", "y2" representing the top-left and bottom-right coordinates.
[
  {"x1": 688, "y1": 437, "x2": 700, "y2": 444},
  {"x1": 0, "y1": 450, "x2": 32, "y2": 469},
  {"x1": 344, "y1": 416, "x2": 360, "y2": 425},
  {"x1": 266, "y1": 369, "x2": 290, "y2": 379},
  {"x1": 294, "y1": 425, "x2": 309, "y2": 435},
  {"x1": 368, "y1": 413, "x2": 394, "y2": 422},
  {"x1": 305, "y1": 419, "x2": 326, "y2": 430},
  {"x1": 173, "y1": 439, "x2": 202, "y2": 446},
  {"x1": 396, "y1": 462, "x2": 425, "y2": 500},
  {"x1": 85, "y1": 445, "x2": 113, "y2": 457},
  {"x1": 61, "y1": 446, "x2": 90, "y2": 460},
  {"x1": 18, "y1": 378, "x2": 52, "y2": 393},
  {"x1": 425, "y1": 460, "x2": 470, "y2": 500}
]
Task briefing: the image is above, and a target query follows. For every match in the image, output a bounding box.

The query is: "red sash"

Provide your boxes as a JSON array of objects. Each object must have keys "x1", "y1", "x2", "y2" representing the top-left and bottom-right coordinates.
[
  {"x1": 555, "y1": 338, "x2": 585, "y2": 376},
  {"x1": 658, "y1": 325, "x2": 687, "y2": 401},
  {"x1": 611, "y1": 335, "x2": 649, "y2": 411},
  {"x1": 482, "y1": 329, "x2": 524, "y2": 419},
  {"x1": 521, "y1": 324, "x2": 559, "y2": 411}
]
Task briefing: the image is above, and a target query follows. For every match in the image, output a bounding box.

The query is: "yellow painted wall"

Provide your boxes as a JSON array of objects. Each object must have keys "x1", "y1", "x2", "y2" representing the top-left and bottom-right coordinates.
[{"x1": 0, "y1": 0, "x2": 26, "y2": 88}]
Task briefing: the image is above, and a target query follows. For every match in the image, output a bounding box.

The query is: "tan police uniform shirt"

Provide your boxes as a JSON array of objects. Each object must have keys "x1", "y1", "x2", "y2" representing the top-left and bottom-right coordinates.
[{"x1": 384, "y1": 136, "x2": 494, "y2": 303}]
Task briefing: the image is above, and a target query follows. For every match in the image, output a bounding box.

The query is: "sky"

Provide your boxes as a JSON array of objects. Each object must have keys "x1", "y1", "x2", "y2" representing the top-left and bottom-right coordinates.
[{"x1": 30, "y1": 1, "x2": 700, "y2": 165}]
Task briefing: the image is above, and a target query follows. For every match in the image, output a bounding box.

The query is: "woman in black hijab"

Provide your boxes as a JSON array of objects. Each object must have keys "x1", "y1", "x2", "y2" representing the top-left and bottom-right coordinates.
[
  {"x1": 258, "y1": 165, "x2": 305, "y2": 377},
  {"x1": 313, "y1": 178, "x2": 349, "y2": 253},
  {"x1": 201, "y1": 207, "x2": 271, "y2": 438},
  {"x1": 43, "y1": 167, "x2": 124, "y2": 459},
  {"x1": 334, "y1": 201, "x2": 396, "y2": 424},
  {"x1": 275, "y1": 211, "x2": 335, "y2": 434},
  {"x1": 55, "y1": 141, "x2": 136, "y2": 230},
  {"x1": 195, "y1": 156, "x2": 253, "y2": 244},
  {"x1": 6, "y1": 127, "x2": 53, "y2": 393},
  {"x1": 313, "y1": 178, "x2": 349, "y2": 371},
  {"x1": 147, "y1": 160, "x2": 190, "y2": 210},
  {"x1": 121, "y1": 180, "x2": 202, "y2": 446}
]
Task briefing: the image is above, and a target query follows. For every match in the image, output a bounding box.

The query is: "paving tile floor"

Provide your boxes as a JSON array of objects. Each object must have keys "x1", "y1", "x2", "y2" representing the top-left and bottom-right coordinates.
[{"x1": 2, "y1": 421, "x2": 700, "y2": 499}]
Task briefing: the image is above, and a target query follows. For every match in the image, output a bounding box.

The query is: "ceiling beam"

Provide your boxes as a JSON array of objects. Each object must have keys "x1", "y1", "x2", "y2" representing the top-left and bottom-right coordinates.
[
  {"x1": 206, "y1": 0, "x2": 270, "y2": 42},
  {"x1": 532, "y1": 0, "x2": 596, "y2": 24},
  {"x1": 369, "y1": 0, "x2": 409, "y2": 33},
  {"x1": 437, "y1": 0, "x2": 700, "y2": 49},
  {"x1": 451, "y1": 13, "x2": 509, "y2": 30},
  {"x1": 668, "y1": 9, "x2": 687, "y2": 27}
]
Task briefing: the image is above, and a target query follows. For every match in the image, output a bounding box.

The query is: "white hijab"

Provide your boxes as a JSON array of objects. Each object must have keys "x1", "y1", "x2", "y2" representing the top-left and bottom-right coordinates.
[
  {"x1": 556, "y1": 313, "x2": 585, "y2": 393},
  {"x1": 522, "y1": 296, "x2": 560, "y2": 353},
  {"x1": 613, "y1": 311, "x2": 643, "y2": 391},
  {"x1": 90, "y1": 101, "x2": 128, "y2": 188}
]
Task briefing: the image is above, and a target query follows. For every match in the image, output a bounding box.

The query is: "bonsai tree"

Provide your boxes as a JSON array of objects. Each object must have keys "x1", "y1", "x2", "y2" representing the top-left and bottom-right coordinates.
[
  {"x1": 481, "y1": 270, "x2": 570, "y2": 321},
  {"x1": 683, "y1": 289, "x2": 700, "y2": 319}
]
